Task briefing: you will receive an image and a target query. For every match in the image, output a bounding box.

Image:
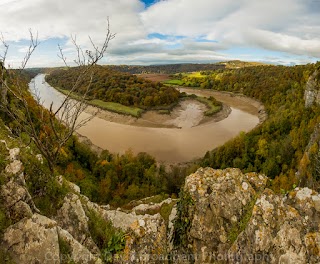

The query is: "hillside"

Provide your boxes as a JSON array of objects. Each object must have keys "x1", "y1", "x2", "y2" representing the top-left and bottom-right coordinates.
[
  {"x1": 1, "y1": 143, "x2": 320, "y2": 263},
  {"x1": 45, "y1": 66, "x2": 180, "y2": 110},
  {"x1": 107, "y1": 63, "x2": 226, "y2": 74},
  {"x1": 0, "y1": 62, "x2": 320, "y2": 263},
  {"x1": 191, "y1": 64, "x2": 320, "y2": 191},
  {"x1": 220, "y1": 60, "x2": 268, "y2": 69}
]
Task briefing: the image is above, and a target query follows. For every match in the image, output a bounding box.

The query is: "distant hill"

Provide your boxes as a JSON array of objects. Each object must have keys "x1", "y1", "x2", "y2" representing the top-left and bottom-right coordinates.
[
  {"x1": 107, "y1": 63, "x2": 226, "y2": 74},
  {"x1": 220, "y1": 60, "x2": 268, "y2": 69}
]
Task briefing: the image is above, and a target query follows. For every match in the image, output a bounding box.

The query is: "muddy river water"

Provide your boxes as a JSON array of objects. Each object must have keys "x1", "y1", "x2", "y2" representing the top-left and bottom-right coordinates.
[{"x1": 30, "y1": 74, "x2": 259, "y2": 163}]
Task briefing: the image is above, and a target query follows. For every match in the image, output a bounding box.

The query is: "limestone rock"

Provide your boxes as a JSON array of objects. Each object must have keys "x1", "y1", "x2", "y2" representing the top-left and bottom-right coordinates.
[
  {"x1": 1, "y1": 214, "x2": 60, "y2": 264},
  {"x1": 5, "y1": 160, "x2": 23, "y2": 175},
  {"x1": 56, "y1": 193, "x2": 99, "y2": 254},
  {"x1": 180, "y1": 167, "x2": 267, "y2": 263},
  {"x1": 8, "y1": 147, "x2": 20, "y2": 161},
  {"x1": 305, "y1": 69, "x2": 320, "y2": 107},
  {"x1": 57, "y1": 175, "x2": 81, "y2": 194},
  {"x1": 0, "y1": 175, "x2": 39, "y2": 220},
  {"x1": 83, "y1": 198, "x2": 168, "y2": 263},
  {"x1": 132, "y1": 198, "x2": 175, "y2": 215},
  {"x1": 229, "y1": 187, "x2": 320, "y2": 263},
  {"x1": 57, "y1": 227, "x2": 103, "y2": 264}
]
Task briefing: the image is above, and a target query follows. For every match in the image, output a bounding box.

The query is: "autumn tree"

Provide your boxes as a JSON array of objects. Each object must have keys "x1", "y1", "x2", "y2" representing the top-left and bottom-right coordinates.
[{"x1": 0, "y1": 21, "x2": 115, "y2": 174}]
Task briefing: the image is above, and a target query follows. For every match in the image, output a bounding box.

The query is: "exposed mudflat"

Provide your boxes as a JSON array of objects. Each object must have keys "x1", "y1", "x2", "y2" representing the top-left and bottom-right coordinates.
[
  {"x1": 85, "y1": 99, "x2": 230, "y2": 129},
  {"x1": 30, "y1": 74, "x2": 262, "y2": 163}
]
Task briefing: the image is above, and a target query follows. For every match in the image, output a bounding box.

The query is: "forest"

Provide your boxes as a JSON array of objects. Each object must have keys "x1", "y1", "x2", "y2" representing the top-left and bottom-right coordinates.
[
  {"x1": 194, "y1": 64, "x2": 320, "y2": 191},
  {"x1": 107, "y1": 63, "x2": 225, "y2": 74},
  {"x1": 2, "y1": 62, "x2": 320, "y2": 210},
  {"x1": 45, "y1": 66, "x2": 180, "y2": 109}
]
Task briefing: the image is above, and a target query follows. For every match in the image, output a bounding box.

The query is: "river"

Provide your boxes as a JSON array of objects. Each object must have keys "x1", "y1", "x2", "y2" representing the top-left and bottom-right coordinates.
[{"x1": 29, "y1": 74, "x2": 259, "y2": 163}]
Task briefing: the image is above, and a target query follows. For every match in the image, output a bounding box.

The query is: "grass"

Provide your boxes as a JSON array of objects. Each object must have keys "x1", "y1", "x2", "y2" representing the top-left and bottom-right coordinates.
[
  {"x1": 89, "y1": 100, "x2": 143, "y2": 118},
  {"x1": 186, "y1": 72, "x2": 205, "y2": 78},
  {"x1": 164, "y1": 79, "x2": 184, "y2": 86},
  {"x1": 87, "y1": 209, "x2": 125, "y2": 263},
  {"x1": 227, "y1": 196, "x2": 257, "y2": 243},
  {"x1": 53, "y1": 87, "x2": 144, "y2": 118},
  {"x1": 193, "y1": 96, "x2": 222, "y2": 116}
]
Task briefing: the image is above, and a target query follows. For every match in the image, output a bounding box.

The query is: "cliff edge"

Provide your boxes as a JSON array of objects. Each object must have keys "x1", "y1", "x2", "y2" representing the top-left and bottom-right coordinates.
[{"x1": 1, "y1": 147, "x2": 320, "y2": 263}]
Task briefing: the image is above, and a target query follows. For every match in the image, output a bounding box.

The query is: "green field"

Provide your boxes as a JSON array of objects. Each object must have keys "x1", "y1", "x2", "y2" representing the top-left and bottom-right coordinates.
[
  {"x1": 164, "y1": 79, "x2": 184, "y2": 85},
  {"x1": 53, "y1": 87, "x2": 143, "y2": 118},
  {"x1": 89, "y1": 100, "x2": 143, "y2": 118},
  {"x1": 185, "y1": 72, "x2": 205, "y2": 78}
]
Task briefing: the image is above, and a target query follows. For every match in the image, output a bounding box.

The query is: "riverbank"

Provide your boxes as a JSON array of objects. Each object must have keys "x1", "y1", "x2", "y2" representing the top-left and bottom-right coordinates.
[
  {"x1": 84, "y1": 98, "x2": 230, "y2": 129},
  {"x1": 30, "y1": 74, "x2": 262, "y2": 164},
  {"x1": 178, "y1": 87, "x2": 267, "y2": 124}
]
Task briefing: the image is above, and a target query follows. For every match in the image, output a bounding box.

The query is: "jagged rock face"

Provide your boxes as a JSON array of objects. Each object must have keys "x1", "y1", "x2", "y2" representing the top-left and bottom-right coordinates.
[
  {"x1": 0, "y1": 145, "x2": 103, "y2": 263},
  {"x1": 85, "y1": 198, "x2": 169, "y2": 264},
  {"x1": 305, "y1": 70, "x2": 320, "y2": 107},
  {"x1": 2, "y1": 139, "x2": 320, "y2": 264},
  {"x1": 56, "y1": 192, "x2": 100, "y2": 254},
  {"x1": 1, "y1": 213, "x2": 102, "y2": 264},
  {"x1": 229, "y1": 187, "x2": 320, "y2": 263},
  {"x1": 1, "y1": 214, "x2": 60, "y2": 264},
  {"x1": 179, "y1": 168, "x2": 267, "y2": 263},
  {"x1": 177, "y1": 168, "x2": 320, "y2": 264}
]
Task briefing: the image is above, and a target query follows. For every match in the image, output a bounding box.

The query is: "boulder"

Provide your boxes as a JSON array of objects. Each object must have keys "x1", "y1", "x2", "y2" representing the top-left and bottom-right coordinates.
[{"x1": 1, "y1": 214, "x2": 60, "y2": 264}]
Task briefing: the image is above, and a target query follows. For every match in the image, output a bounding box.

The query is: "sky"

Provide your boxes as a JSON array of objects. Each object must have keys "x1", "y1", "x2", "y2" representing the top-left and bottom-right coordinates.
[{"x1": 0, "y1": 0, "x2": 319, "y2": 68}]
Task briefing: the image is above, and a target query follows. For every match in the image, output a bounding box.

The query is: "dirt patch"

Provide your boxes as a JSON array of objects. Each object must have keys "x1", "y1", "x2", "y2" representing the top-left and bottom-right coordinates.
[{"x1": 137, "y1": 74, "x2": 171, "y2": 82}]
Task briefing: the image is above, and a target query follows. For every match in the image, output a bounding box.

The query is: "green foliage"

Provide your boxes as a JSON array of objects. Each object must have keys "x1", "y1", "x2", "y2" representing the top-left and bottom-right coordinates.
[
  {"x1": 227, "y1": 196, "x2": 257, "y2": 243},
  {"x1": 107, "y1": 63, "x2": 225, "y2": 74},
  {"x1": 87, "y1": 209, "x2": 125, "y2": 263},
  {"x1": 89, "y1": 100, "x2": 143, "y2": 117},
  {"x1": 60, "y1": 138, "x2": 186, "y2": 207},
  {"x1": 200, "y1": 64, "x2": 320, "y2": 186},
  {"x1": 164, "y1": 79, "x2": 184, "y2": 86},
  {"x1": 0, "y1": 206, "x2": 11, "y2": 234},
  {"x1": 160, "y1": 201, "x2": 176, "y2": 225},
  {"x1": 0, "y1": 248, "x2": 15, "y2": 264},
  {"x1": 58, "y1": 237, "x2": 76, "y2": 264},
  {"x1": 172, "y1": 189, "x2": 194, "y2": 247},
  {"x1": 194, "y1": 96, "x2": 222, "y2": 116},
  {"x1": 46, "y1": 66, "x2": 180, "y2": 110},
  {"x1": 0, "y1": 143, "x2": 8, "y2": 173},
  {"x1": 22, "y1": 147, "x2": 69, "y2": 216}
]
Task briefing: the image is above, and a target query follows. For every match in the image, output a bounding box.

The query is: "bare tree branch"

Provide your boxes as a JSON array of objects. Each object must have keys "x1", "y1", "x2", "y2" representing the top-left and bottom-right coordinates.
[{"x1": 0, "y1": 20, "x2": 114, "y2": 174}]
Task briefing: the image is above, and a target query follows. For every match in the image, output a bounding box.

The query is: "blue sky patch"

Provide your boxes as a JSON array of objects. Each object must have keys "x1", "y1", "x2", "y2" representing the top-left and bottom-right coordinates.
[{"x1": 141, "y1": 0, "x2": 159, "y2": 8}]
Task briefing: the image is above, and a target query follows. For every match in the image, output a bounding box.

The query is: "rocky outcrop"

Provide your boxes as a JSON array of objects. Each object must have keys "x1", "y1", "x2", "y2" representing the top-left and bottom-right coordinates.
[
  {"x1": 305, "y1": 69, "x2": 320, "y2": 107},
  {"x1": 83, "y1": 197, "x2": 169, "y2": 264},
  {"x1": 2, "y1": 140, "x2": 320, "y2": 264},
  {"x1": 0, "y1": 144, "x2": 103, "y2": 263},
  {"x1": 56, "y1": 192, "x2": 100, "y2": 254},
  {"x1": 173, "y1": 168, "x2": 267, "y2": 263},
  {"x1": 1, "y1": 214, "x2": 60, "y2": 264},
  {"x1": 230, "y1": 187, "x2": 320, "y2": 263},
  {"x1": 173, "y1": 167, "x2": 320, "y2": 264}
]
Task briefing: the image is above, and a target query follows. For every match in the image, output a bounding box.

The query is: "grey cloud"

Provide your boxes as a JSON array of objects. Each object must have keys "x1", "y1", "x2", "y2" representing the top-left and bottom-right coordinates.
[{"x1": 0, "y1": 0, "x2": 319, "y2": 67}]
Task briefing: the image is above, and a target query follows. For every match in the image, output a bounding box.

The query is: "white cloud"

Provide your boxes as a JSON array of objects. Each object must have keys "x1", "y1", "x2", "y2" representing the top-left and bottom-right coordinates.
[{"x1": 0, "y1": 0, "x2": 319, "y2": 67}]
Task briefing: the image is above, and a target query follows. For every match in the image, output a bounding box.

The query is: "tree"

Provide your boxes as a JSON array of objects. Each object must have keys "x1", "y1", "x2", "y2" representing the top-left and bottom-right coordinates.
[{"x1": 0, "y1": 21, "x2": 115, "y2": 174}]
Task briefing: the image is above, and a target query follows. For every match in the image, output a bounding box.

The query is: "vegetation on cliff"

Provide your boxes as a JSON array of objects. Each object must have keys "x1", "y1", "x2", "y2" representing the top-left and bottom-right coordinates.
[{"x1": 196, "y1": 64, "x2": 320, "y2": 191}]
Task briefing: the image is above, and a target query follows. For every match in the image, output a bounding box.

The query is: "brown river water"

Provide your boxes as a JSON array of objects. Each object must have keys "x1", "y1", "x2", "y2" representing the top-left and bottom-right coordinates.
[{"x1": 30, "y1": 74, "x2": 259, "y2": 163}]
